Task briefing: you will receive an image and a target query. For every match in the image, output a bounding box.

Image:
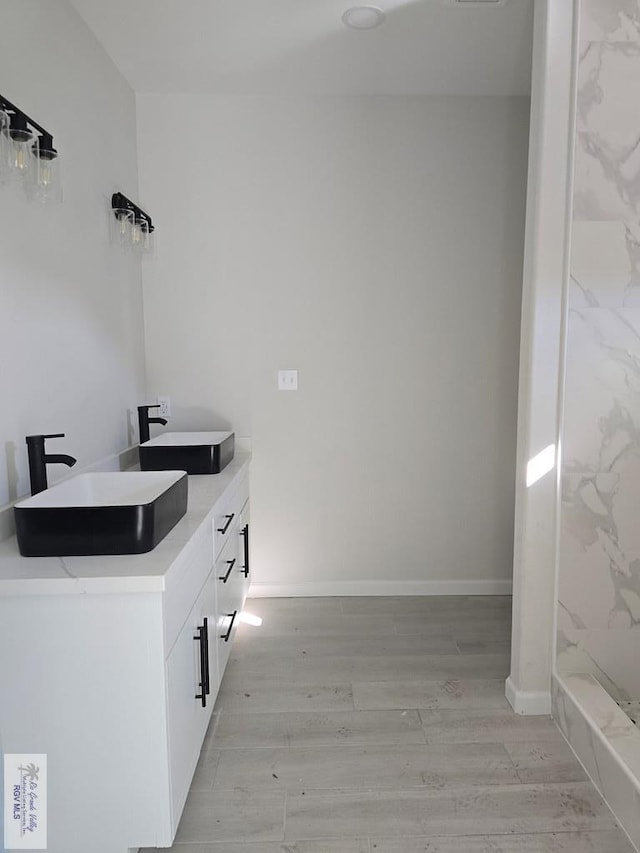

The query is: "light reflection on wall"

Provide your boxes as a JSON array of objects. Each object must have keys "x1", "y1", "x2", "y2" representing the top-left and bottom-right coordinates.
[{"x1": 526, "y1": 444, "x2": 555, "y2": 487}]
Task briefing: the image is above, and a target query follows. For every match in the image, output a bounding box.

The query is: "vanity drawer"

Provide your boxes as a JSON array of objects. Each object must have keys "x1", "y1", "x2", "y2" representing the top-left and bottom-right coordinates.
[
  {"x1": 216, "y1": 607, "x2": 241, "y2": 681},
  {"x1": 213, "y1": 472, "x2": 249, "y2": 557}
]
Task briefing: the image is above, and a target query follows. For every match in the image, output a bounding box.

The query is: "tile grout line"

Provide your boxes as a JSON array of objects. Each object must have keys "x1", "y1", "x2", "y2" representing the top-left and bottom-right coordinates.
[
  {"x1": 206, "y1": 748, "x2": 223, "y2": 791},
  {"x1": 282, "y1": 789, "x2": 287, "y2": 842},
  {"x1": 415, "y1": 708, "x2": 428, "y2": 745},
  {"x1": 203, "y1": 709, "x2": 223, "y2": 749},
  {"x1": 212, "y1": 741, "x2": 431, "y2": 752},
  {"x1": 496, "y1": 739, "x2": 521, "y2": 782}
]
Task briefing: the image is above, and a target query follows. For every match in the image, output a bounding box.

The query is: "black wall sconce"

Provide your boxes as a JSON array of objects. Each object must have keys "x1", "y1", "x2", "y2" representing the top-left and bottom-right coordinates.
[
  {"x1": 0, "y1": 92, "x2": 61, "y2": 203},
  {"x1": 111, "y1": 192, "x2": 155, "y2": 254}
]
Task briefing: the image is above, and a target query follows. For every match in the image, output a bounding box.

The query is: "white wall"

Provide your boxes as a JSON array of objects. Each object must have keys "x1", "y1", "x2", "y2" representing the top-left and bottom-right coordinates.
[
  {"x1": 137, "y1": 94, "x2": 530, "y2": 593},
  {"x1": 0, "y1": 0, "x2": 145, "y2": 508}
]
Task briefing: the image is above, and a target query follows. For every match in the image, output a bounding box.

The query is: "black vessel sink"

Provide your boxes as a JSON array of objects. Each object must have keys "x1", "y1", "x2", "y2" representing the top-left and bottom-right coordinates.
[
  {"x1": 139, "y1": 431, "x2": 234, "y2": 475},
  {"x1": 14, "y1": 471, "x2": 188, "y2": 557}
]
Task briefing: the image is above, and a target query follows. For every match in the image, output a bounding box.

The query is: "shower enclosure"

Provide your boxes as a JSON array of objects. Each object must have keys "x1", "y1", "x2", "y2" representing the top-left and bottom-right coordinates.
[{"x1": 554, "y1": 0, "x2": 640, "y2": 846}]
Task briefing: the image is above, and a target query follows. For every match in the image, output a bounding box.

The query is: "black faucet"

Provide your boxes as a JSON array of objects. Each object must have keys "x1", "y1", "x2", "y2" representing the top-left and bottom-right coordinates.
[
  {"x1": 26, "y1": 433, "x2": 77, "y2": 496},
  {"x1": 138, "y1": 405, "x2": 168, "y2": 444}
]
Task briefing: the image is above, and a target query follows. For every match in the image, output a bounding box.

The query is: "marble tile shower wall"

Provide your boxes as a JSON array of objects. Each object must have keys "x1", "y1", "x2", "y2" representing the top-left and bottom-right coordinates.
[{"x1": 557, "y1": 0, "x2": 640, "y2": 700}]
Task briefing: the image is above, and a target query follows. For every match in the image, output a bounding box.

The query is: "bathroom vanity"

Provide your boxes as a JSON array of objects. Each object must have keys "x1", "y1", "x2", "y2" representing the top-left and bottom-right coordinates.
[{"x1": 0, "y1": 454, "x2": 250, "y2": 853}]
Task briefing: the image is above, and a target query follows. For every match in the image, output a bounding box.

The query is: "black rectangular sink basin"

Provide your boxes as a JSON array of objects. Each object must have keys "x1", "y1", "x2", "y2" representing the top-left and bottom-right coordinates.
[
  {"x1": 14, "y1": 471, "x2": 188, "y2": 557},
  {"x1": 139, "y1": 431, "x2": 234, "y2": 475}
]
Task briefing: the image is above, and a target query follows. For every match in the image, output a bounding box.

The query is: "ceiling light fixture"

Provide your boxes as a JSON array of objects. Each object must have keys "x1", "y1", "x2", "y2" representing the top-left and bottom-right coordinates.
[{"x1": 342, "y1": 6, "x2": 385, "y2": 29}]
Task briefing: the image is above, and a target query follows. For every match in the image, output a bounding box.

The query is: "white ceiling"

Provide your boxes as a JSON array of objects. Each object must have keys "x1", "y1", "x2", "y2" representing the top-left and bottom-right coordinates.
[{"x1": 69, "y1": 0, "x2": 534, "y2": 97}]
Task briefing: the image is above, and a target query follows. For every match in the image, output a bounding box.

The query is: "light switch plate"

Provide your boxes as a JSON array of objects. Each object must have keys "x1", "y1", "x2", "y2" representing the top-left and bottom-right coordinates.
[{"x1": 278, "y1": 369, "x2": 298, "y2": 391}]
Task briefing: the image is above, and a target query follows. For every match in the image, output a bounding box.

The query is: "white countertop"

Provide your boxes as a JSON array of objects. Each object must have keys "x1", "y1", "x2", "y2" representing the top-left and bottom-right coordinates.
[{"x1": 0, "y1": 454, "x2": 250, "y2": 596}]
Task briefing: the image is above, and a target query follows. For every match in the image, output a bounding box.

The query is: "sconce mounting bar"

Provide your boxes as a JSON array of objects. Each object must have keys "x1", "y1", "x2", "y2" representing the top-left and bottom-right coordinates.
[{"x1": 0, "y1": 92, "x2": 56, "y2": 153}]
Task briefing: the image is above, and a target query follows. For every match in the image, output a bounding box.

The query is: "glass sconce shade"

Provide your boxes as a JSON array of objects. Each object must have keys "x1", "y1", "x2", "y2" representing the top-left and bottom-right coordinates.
[
  {"x1": 130, "y1": 217, "x2": 154, "y2": 254},
  {"x1": 28, "y1": 141, "x2": 62, "y2": 203},
  {"x1": 139, "y1": 219, "x2": 155, "y2": 255},
  {"x1": 111, "y1": 208, "x2": 134, "y2": 248},
  {"x1": 0, "y1": 110, "x2": 11, "y2": 183},
  {"x1": 131, "y1": 217, "x2": 143, "y2": 247},
  {"x1": 7, "y1": 112, "x2": 35, "y2": 182}
]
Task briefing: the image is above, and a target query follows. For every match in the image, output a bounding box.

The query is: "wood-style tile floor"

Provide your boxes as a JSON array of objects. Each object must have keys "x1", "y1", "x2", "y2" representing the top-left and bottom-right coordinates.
[{"x1": 142, "y1": 596, "x2": 635, "y2": 852}]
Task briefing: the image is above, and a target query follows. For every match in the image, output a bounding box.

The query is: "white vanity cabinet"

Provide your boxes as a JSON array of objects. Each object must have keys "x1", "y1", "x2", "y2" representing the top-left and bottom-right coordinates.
[{"x1": 0, "y1": 456, "x2": 250, "y2": 853}]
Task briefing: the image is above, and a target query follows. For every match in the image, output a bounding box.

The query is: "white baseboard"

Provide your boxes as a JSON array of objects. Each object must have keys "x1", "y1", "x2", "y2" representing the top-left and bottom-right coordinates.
[
  {"x1": 248, "y1": 579, "x2": 513, "y2": 598},
  {"x1": 505, "y1": 676, "x2": 551, "y2": 716}
]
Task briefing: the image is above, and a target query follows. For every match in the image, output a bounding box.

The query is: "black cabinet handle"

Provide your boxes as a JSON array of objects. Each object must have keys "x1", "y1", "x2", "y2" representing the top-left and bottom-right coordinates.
[
  {"x1": 217, "y1": 513, "x2": 234, "y2": 534},
  {"x1": 241, "y1": 524, "x2": 250, "y2": 578},
  {"x1": 194, "y1": 622, "x2": 208, "y2": 707},
  {"x1": 202, "y1": 617, "x2": 210, "y2": 696},
  {"x1": 221, "y1": 610, "x2": 238, "y2": 643},
  {"x1": 219, "y1": 558, "x2": 236, "y2": 583}
]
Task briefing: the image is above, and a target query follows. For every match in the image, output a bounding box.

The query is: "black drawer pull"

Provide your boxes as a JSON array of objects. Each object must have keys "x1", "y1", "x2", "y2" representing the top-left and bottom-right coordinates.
[
  {"x1": 217, "y1": 513, "x2": 234, "y2": 534},
  {"x1": 219, "y1": 558, "x2": 236, "y2": 583},
  {"x1": 221, "y1": 610, "x2": 238, "y2": 642},
  {"x1": 241, "y1": 524, "x2": 250, "y2": 578},
  {"x1": 194, "y1": 620, "x2": 209, "y2": 707},
  {"x1": 202, "y1": 617, "x2": 210, "y2": 695}
]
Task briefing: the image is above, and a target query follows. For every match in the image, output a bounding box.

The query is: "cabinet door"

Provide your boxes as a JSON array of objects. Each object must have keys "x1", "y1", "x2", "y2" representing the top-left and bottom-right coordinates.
[{"x1": 166, "y1": 573, "x2": 216, "y2": 831}]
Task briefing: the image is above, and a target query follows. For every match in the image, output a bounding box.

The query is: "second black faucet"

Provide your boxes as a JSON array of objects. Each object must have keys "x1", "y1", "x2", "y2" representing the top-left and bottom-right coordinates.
[{"x1": 138, "y1": 405, "x2": 168, "y2": 444}]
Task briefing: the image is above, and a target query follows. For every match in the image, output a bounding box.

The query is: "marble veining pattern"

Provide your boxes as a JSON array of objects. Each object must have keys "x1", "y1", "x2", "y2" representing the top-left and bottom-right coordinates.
[
  {"x1": 574, "y1": 131, "x2": 640, "y2": 221},
  {"x1": 558, "y1": 3, "x2": 640, "y2": 844},
  {"x1": 563, "y1": 308, "x2": 640, "y2": 472},
  {"x1": 581, "y1": 0, "x2": 640, "y2": 45},
  {"x1": 571, "y1": 222, "x2": 640, "y2": 309},
  {"x1": 578, "y1": 42, "x2": 640, "y2": 134},
  {"x1": 559, "y1": 0, "x2": 640, "y2": 705}
]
